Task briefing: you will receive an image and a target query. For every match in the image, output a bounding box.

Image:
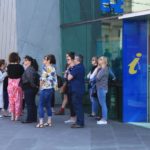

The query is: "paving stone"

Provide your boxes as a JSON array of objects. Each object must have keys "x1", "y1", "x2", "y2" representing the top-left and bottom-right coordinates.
[{"x1": 0, "y1": 112, "x2": 150, "y2": 150}]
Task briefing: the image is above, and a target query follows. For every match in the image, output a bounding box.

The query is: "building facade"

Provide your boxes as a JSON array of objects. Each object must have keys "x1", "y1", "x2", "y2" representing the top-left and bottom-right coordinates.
[
  {"x1": 0, "y1": 0, "x2": 62, "y2": 73},
  {"x1": 60, "y1": 0, "x2": 150, "y2": 122},
  {"x1": 0, "y1": 0, "x2": 150, "y2": 123}
]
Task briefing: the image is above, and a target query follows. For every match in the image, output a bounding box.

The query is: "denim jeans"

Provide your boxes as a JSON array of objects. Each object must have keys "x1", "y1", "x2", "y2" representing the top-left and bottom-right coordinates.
[
  {"x1": 97, "y1": 88, "x2": 108, "y2": 120},
  {"x1": 89, "y1": 89, "x2": 98, "y2": 115},
  {"x1": 38, "y1": 89, "x2": 54, "y2": 118},
  {"x1": 71, "y1": 92, "x2": 84, "y2": 126}
]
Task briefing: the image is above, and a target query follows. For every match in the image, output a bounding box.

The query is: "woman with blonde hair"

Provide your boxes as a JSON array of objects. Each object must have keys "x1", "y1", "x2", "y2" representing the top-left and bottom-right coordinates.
[{"x1": 91, "y1": 56, "x2": 109, "y2": 125}]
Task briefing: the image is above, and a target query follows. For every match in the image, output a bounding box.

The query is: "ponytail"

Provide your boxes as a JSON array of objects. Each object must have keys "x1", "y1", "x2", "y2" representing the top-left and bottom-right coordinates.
[{"x1": 31, "y1": 59, "x2": 39, "y2": 71}]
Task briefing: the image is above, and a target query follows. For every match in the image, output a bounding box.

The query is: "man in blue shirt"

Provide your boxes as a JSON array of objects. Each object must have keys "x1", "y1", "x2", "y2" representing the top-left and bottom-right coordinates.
[{"x1": 68, "y1": 54, "x2": 85, "y2": 128}]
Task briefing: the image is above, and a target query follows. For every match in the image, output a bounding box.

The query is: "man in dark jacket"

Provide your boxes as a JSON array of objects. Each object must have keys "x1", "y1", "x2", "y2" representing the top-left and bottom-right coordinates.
[{"x1": 67, "y1": 54, "x2": 85, "y2": 128}]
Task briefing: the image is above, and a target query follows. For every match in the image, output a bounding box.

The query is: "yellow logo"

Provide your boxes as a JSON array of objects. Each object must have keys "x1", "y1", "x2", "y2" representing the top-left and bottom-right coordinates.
[{"x1": 128, "y1": 53, "x2": 142, "y2": 75}]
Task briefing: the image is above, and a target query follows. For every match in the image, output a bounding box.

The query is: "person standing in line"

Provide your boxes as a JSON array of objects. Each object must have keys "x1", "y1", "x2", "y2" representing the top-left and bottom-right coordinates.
[
  {"x1": 55, "y1": 52, "x2": 74, "y2": 115},
  {"x1": 0, "y1": 59, "x2": 7, "y2": 117},
  {"x1": 7, "y1": 52, "x2": 24, "y2": 121},
  {"x1": 21, "y1": 56, "x2": 39, "y2": 123},
  {"x1": 67, "y1": 54, "x2": 85, "y2": 128},
  {"x1": 3, "y1": 75, "x2": 9, "y2": 117},
  {"x1": 87, "y1": 56, "x2": 99, "y2": 117},
  {"x1": 36, "y1": 54, "x2": 58, "y2": 128},
  {"x1": 64, "y1": 52, "x2": 76, "y2": 124},
  {"x1": 92, "y1": 56, "x2": 109, "y2": 125}
]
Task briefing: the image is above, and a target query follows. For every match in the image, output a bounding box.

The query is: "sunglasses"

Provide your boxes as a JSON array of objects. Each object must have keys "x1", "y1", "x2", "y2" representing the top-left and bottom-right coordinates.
[{"x1": 66, "y1": 59, "x2": 71, "y2": 61}]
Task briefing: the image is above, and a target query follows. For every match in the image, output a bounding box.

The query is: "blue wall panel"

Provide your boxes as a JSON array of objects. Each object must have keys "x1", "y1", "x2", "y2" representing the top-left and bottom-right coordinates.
[{"x1": 123, "y1": 19, "x2": 147, "y2": 122}]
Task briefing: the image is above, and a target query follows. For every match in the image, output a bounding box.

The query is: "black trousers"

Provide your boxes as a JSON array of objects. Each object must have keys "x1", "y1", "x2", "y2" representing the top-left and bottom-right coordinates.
[
  {"x1": 71, "y1": 92, "x2": 84, "y2": 126},
  {"x1": 3, "y1": 91, "x2": 9, "y2": 110},
  {"x1": 67, "y1": 92, "x2": 76, "y2": 117},
  {"x1": 24, "y1": 88, "x2": 37, "y2": 122}
]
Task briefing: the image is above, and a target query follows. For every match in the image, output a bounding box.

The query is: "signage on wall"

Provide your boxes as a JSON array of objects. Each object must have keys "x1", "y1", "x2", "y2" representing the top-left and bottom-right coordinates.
[
  {"x1": 123, "y1": 20, "x2": 147, "y2": 122},
  {"x1": 128, "y1": 53, "x2": 142, "y2": 75},
  {"x1": 100, "y1": 0, "x2": 124, "y2": 13}
]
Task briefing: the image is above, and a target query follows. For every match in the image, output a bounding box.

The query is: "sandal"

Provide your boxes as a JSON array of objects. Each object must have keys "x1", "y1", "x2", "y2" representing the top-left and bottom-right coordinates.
[
  {"x1": 36, "y1": 123, "x2": 44, "y2": 128},
  {"x1": 44, "y1": 122, "x2": 52, "y2": 127}
]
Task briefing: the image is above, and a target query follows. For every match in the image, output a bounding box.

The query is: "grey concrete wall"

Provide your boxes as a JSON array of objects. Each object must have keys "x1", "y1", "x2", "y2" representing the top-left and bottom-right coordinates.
[
  {"x1": 16, "y1": 0, "x2": 62, "y2": 73},
  {"x1": 0, "y1": 0, "x2": 62, "y2": 74}
]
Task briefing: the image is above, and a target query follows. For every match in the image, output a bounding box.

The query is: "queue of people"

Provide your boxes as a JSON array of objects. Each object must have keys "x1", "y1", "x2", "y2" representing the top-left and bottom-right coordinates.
[{"x1": 0, "y1": 51, "x2": 110, "y2": 129}]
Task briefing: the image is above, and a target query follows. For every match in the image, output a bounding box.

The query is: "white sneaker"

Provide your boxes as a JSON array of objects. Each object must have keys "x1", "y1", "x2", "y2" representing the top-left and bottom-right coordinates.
[
  {"x1": 64, "y1": 119, "x2": 76, "y2": 124},
  {"x1": 97, "y1": 120, "x2": 107, "y2": 125},
  {"x1": 0, "y1": 115, "x2": 3, "y2": 118}
]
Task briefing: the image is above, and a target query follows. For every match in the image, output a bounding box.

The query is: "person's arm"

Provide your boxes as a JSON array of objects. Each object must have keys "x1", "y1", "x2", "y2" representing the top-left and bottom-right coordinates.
[
  {"x1": 90, "y1": 67, "x2": 99, "y2": 80},
  {"x1": 96, "y1": 68, "x2": 107, "y2": 81},
  {"x1": 68, "y1": 74, "x2": 73, "y2": 81},
  {"x1": 52, "y1": 67, "x2": 58, "y2": 90},
  {"x1": 67, "y1": 67, "x2": 77, "y2": 81},
  {"x1": 87, "y1": 71, "x2": 91, "y2": 79},
  {"x1": 109, "y1": 68, "x2": 116, "y2": 80},
  {"x1": 0, "y1": 72, "x2": 7, "y2": 82}
]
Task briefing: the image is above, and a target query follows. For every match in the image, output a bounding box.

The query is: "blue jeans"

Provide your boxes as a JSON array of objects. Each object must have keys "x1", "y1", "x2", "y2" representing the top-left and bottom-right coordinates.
[
  {"x1": 38, "y1": 89, "x2": 54, "y2": 118},
  {"x1": 97, "y1": 88, "x2": 108, "y2": 120},
  {"x1": 89, "y1": 89, "x2": 98, "y2": 115},
  {"x1": 71, "y1": 92, "x2": 84, "y2": 126}
]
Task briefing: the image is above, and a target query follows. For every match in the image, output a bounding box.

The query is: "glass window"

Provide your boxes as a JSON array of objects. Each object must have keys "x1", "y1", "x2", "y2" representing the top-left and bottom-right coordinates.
[
  {"x1": 60, "y1": 0, "x2": 150, "y2": 24},
  {"x1": 61, "y1": 20, "x2": 123, "y2": 120}
]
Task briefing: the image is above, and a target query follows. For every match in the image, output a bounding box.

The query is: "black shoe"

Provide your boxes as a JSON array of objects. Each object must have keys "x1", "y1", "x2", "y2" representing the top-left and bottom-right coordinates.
[
  {"x1": 71, "y1": 124, "x2": 84, "y2": 128},
  {"x1": 21, "y1": 120, "x2": 33, "y2": 123},
  {"x1": 95, "y1": 116, "x2": 101, "y2": 121},
  {"x1": 88, "y1": 114, "x2": 96, "y2": 117}
]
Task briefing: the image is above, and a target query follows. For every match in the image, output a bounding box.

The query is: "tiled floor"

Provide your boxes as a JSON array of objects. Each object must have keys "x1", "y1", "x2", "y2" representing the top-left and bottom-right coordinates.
[{"x1": 0, "y1": 112, "x2": 150, "y2": 150}]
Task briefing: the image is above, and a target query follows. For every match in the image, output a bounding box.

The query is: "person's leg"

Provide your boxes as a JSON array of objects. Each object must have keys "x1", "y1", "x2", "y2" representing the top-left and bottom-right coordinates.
[
  {"x1": 15, "y1": 86, "x2": 23, "y2": 120},
  {"x1": 90, "y1": 89, "x2": 98, "y2": 116},
  {"x1": 97, "y1": 88, "x2": 108, "y2": 121},
  {"x1": 55, "y1": 94, "x2": 68, "y2": 115},
  {"x1": 3, "y1": 91, "x2": 9, "y2": 116},
  {"x1": 37, "y1": 90, "x2": 45, "y2": 125},
  {"x1": 3, "y1": 91, "x2": 8, "y2": 110},
  {"x1": 45, "y1": 89, "x2": 53, "y2": 124},
  {"x1": 24, "y1": 89, "x2": 37, "y2": 122},
  {"x1": 68, "y1": 93, "x2": 76, "y2": 117},
  {"x1": 62, "y1": 94, "x2": 68, "y2": 108},
  {"x1": 71, "y1": 93, "x2": 84, "y2": 126},
  {"x1": 7, "y1": 85, "x2": 15, "y2": 120},
  {"x1": 64, "y1": 93, "x2": 76, "y2": 123},
  {"x1": 32, "y1": 91, "x2": 37, "y2": 122},
  {"x1": 51, "y1": 90, "x2": 55, "y2": 112}
]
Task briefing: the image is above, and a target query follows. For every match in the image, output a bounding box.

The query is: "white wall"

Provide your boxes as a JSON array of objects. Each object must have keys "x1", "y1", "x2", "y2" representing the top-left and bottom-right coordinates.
[{"x1": 0, "y1": 0, "x2": 17, "y2": 60}]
